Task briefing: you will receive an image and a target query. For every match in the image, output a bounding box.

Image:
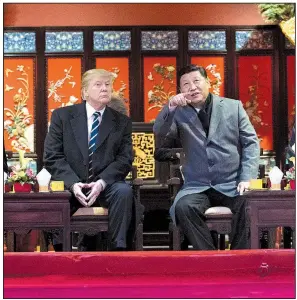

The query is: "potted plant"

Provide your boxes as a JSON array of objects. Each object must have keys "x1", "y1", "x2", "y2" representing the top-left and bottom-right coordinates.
[
  {"x1": 7, "y1": 149, "x2": 36, "y2": 192},
  {"x1": 285, "y1": 157, "x2": 295, "y2": 190}
]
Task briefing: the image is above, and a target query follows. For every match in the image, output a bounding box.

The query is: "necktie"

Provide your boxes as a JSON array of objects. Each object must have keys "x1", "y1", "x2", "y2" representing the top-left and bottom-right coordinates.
[{"x1": 88, "y1": 111, "x2": 101, "y2": 182}]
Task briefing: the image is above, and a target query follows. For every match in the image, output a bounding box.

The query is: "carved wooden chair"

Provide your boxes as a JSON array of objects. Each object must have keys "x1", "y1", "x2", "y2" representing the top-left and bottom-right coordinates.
[
  {"x1": 39, "y1": 166, "x2": 144, "y2": 252},
  {"x1": 69, "y1": 165, "x2": 144, "y2": 251},
  {"x1": 167, "y1": 149, "x2": 233, "y2": 250}
]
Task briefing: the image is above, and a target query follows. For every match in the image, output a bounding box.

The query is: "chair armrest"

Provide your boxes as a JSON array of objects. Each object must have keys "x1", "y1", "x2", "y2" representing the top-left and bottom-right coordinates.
[
  {"x1": 167, "y1": 177, "x2": 181, "y2": 185},
  {"x1": 132, "y1": 178, "x2": 144, "y2": 186},
  {"x1": 169, "y1": 148, "x2": 183, "y2": 156}
]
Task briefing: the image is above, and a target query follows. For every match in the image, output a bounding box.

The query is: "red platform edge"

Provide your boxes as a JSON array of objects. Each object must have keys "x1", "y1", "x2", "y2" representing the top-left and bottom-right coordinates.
[
  {"x1": 4, "y1": 250, "x2": 295, "y2": 299},
  {"x1": 4, "y1": 249, "x2": 295, "y2": 277}
]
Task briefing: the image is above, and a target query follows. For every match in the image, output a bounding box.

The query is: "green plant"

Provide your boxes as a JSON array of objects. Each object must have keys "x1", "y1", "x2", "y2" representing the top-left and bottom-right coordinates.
[
  {"x1": 258, "y1": 4, "x2": 295, "y2": 23},
  {"x1": 285, "y1": 166, "x2": 295, "y2": 181}
]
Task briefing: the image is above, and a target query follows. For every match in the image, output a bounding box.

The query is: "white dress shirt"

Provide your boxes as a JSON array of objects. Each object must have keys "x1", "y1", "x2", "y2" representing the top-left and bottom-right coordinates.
[{"x1": 85, "y1": 102, "x2": 107, "y2": 190}]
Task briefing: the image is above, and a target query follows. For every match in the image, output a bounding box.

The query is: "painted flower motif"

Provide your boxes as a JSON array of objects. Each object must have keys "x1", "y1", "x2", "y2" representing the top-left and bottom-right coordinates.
[
  {"x1": 166, "y1": 66, "x2": 175, "y2": 72},
  {"x1": 21, "y1": 107, "x2": 29, "y2": 115},
  {"x1": 148, "y1": 90, "x2": 154, "y2": 99},
  {"x1": 111, "y1": 72, "x2": 118, "y2": 79},
  {"x1": 4, "y1": 120, "x2": 12, "y2": 128},
  {"x1": 205, "y1": 64, "x2": 222, "y2": 96},
  {"x1": 148, "y1": 72, "x2": 154, "y2": 81},
  {"x1": 5, "y1": 68, "x2": 14, "y2": 77},
  {"x1": 16, "y1": 126, "x2": 24, "y2": 136},
  {"x1": 244, "y1": 64, "x2": 269, "y2": 133},
  {"x1": 16, "y1": 65, "x2": 24, "y2": 72},
  {"x1": 13, "y1": 94, "x2": 22, "y2": 103},
  {"x1": 5, "y1": 84, "x2": 14, "y2": 92},
  {"x1": 48, "y1": 66, "x2": 73, "y2": 103},
  {"x1": 4, "y1": 65, "x2": 32, "y2": 151},
  {"x1": 69, "y1": 96, "x2": 78, "y2": 104},
  {"x1": 147, "y1": 63, "x2": 176, "y2": 117}
]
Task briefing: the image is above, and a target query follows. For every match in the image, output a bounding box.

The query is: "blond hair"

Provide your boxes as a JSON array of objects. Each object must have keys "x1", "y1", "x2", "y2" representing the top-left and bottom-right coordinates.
[{"x1": 81, "y1": 69, "x2": 114, "y2": 100}]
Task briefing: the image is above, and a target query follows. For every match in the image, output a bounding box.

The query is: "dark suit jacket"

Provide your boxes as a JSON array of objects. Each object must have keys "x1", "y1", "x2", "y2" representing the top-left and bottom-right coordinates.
[{"x1": 44, "y1": 102, "x2": 133, "y2": 190}]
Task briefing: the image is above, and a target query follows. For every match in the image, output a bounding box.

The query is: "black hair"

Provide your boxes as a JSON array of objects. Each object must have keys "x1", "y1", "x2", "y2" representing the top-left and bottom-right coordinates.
[{"x1": 178, "y1": 64, "x2": 208, "y2": 79}]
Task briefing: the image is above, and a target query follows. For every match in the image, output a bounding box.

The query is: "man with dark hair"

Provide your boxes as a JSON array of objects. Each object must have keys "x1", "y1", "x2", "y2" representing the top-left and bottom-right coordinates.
[{"x1": 154, "y1": 64, "x2": 260, "y2": 250}]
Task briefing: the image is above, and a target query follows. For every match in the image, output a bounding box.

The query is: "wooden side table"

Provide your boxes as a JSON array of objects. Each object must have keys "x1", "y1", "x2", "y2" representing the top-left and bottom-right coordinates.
[
  {"x1": 4, "y1": 192, "x2": 71, "y2": 251},
  {"x1": 245, "y1": 190, "x2": 295, "y2": 249}
]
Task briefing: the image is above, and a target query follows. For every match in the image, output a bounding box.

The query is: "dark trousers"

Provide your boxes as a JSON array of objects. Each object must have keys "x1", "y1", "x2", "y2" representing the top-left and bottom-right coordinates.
[
  {"x1": 175, "y1": 188, "x2": 248, "y2": 250},
  {"x1": 53, "y1": 181, "x2": 133, "y2": 251}
]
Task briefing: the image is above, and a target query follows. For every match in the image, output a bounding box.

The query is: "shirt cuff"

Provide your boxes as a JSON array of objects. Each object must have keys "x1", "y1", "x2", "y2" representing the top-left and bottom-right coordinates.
[{"x1": 97, "y1": 179, "x2": 107, "y2": 190}]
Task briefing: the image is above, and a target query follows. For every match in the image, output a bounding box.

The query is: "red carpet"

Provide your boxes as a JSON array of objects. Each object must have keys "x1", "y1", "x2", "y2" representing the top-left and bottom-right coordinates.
[{"x1": 4, "y1": 250, "x2": 295, "y2": 298}]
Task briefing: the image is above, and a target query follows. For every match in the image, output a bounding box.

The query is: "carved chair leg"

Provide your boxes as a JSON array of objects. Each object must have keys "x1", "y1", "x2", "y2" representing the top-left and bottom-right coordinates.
[
  {"x1": 171, "y1": 223, "x2": 181, "y2": 250},
  {"x1": 180, "y1": 235, "x2": 189, "y2": 250},
  {"x1": 135, "y1": 224, "x2": 143, "y2": 251},
  {"x1": 39, "y1": 231, "x2": 48, "y2": 252},
  {"x1": 7, "y1": 231, "x2": 15, "y2": 252},
  {"x1": 219, "y1": 234, "x2": 226, "y2": 250}
]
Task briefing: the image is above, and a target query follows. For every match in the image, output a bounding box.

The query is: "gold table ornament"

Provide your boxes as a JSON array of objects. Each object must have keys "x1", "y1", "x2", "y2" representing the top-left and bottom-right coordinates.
[{"x1": 50, "y1": 181, "x2": 65, "y2": 192}]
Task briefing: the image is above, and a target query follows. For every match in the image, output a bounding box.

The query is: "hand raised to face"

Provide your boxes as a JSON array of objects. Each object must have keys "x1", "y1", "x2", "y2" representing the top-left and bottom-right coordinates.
[{"x1": 169, "y1": 92, "x2": 192, "y2": 107}]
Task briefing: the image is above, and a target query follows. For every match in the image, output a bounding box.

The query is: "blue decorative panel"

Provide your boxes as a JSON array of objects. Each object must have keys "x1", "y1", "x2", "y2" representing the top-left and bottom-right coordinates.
[
  {"x1": 141, "y1": 31, "x2": 178, "y2": 50},
  {"x1": 93, "y1": 31, "x2": 131, "y2": 51},
  {"x1": 236, "y1": 30, "x2": 274, "y2": 50},
  {"x1": 188, "y1": 31, "x2": 226, "y2": 51},
  {"x1": 4, "y1": 32, "x2": 36, "y2": 53},
  {"x1": 285, "y1": 37, "x2": 295, "y2": 49},
  {"x1": 45, "y1": 31, "x2": 83, "y2": 52}
]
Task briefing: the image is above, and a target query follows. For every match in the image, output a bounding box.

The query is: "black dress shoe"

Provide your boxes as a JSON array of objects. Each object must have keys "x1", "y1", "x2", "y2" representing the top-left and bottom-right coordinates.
[
  {"x1": 110, "y1": 247, "x2": 126, "y2": 251},
  {"x1": 53, "y1": 243, "x2": 63, "y2": 252}
]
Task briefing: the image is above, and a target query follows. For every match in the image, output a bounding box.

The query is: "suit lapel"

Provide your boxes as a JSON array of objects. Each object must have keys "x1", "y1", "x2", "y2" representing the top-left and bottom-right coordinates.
[
  {"x1": 70, "y1": 103, "x2": 89, "y2": 164},
  {"x1": 187, "y1": 105, "x2": 206, "y2": 138},
  {"x1": 207, "y1": 95, "x2": 223, "y2": 142},
  {"x1": 93, "y1": 106, "x2": 116, "y2": 152}
]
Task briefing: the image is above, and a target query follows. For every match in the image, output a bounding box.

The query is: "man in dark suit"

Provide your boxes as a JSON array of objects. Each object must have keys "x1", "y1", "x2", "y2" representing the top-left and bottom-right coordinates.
[
  {"x1": 44, "y1": 69, "x2": 133, "y2": 251},
  {"x1": 154, "y1": 64, "x2": 260, "y2": 250}
]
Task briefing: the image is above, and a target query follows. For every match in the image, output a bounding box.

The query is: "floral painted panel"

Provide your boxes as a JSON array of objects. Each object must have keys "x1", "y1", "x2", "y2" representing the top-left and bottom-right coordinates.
[
  {"x1": 191, "y1": 56, "x2": 225, "y2": 96},
  {"x1": 188, "y1": 31, "x2": 226, "y2": 51},
  {"x1": 238, "y1": 56, "x2": 273, "y2": 151},
  {"x1": 236, "y1": 30, "x2": 274, "y2": 50},
  {"x1": 141, "y1": 31, "x2": 178, "y2": 50},
  {"x1": 287, "y1": 56, "x2": 295, "y2": 136},
  {"x1": 96, "y1": 57, "x2": 130, "y2": 115},
  {"x1": 143, "y1": 57, "x2": 177, "y2": 122},
  {"x1": 47, "y1": 58, "x2": 82, "y2": 123},
  {"x1": 45, "y1": 31, "x2": 83, "y2": 52},
  {"x1": 4, "y1": 58, "x2": 35, "y2": 152},
  {"x1": 93, "y1": 31, "x2": 131, "y2": 51},
  {"x1": 4, "y1": 32, "x2": 36, "y2": 53}
]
